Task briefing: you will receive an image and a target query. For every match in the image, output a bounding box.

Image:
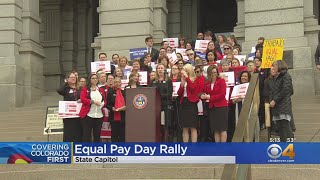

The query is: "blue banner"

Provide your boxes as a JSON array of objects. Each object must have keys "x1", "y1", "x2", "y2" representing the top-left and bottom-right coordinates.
[
  {"x1": 0, "y1": 142, "x2": 319, "y2": 164},
  {"x1": 195, "y1": 51, "x2": 206, "y2": 60},
  {"x1": 0, "y1": 142, "x2": 71, "y2": 164},
  {"x1": 129, "y1": 48, "x2": 147, "y2": 60}
]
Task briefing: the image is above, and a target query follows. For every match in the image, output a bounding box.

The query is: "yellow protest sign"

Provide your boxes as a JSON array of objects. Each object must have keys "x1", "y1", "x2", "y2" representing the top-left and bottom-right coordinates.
[{"x1": 261, "y1": 38, "x2": 284, "y2": 68}]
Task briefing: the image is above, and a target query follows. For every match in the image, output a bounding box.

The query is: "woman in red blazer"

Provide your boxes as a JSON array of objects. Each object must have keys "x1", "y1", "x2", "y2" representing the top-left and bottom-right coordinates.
[
  {"x1": 200, "y1": 65, "x2": 228, "y2": 142},
  {"x1": 79, "y1": 74, "x2": 106, "y2": 142},
  {"x1": 177, "y1": 64, "x2": 199, "y2": 142}
]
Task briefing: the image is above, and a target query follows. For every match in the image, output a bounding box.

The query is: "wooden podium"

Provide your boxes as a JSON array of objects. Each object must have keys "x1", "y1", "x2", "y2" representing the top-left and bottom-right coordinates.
[{"x1": 125, "y1": 87, "x2": 161, "y2": 142}]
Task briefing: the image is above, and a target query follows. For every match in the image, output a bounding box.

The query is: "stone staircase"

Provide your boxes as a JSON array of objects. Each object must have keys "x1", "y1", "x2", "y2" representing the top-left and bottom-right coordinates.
[{"x1": 0, "y1": 94, "x2": 319, "y2": 179}]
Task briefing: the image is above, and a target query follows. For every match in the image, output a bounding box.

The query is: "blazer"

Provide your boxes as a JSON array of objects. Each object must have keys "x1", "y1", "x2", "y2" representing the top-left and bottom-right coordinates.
[
  {"x1": 79, "y1": 87, "x2": 106, "y2": 118},
  {"x1": 177, "y1": 77, "x2": 199, "y2": 104},
  {"x1": 203, "y1": 78, "x2": 228, "y2": 108},
  {"x1": 146, "y1": 47, "x2": 159, "y2": 62},
  {"x1": 57, "y1": 84, "x2": 81, "y2": 101},
  {"x1": 107, "y1": 88, "x2": 126, "y2": 123}
]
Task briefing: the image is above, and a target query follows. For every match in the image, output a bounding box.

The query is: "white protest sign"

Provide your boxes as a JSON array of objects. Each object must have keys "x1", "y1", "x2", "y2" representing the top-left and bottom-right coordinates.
[
  {"x1": 230, "y1": 83, "x2": 249, "y2": 100},
  {"x1": 172, "y1": 82, "x2": 181, "y2": 97},
  {"x1": 197, "y1": 100, "x2": 203, "y2": 115},
  {"x1": 176, "y1": 48, "x2": 188, "y2": 60},
  {"x1": 195, "y1": 40, "x2": 210, "y2": 52},
  {"x1": 167, "y1": 68, "x2": 171, "y2": 76},
  {"x1": 167, "y1": 52, "x2": 178, "y2": 64},
  {"x1": 234, "y1": 55, "x2": 246, "y2": 65},
  {"x1": 123, "y1": 68, "x2": 132, "y2": 80},
  {"x1": 138, "y1": 71, "x2": 148, "y2": 85},
  {"x1": 43, "y1": 106, "x2": 63, "y2": 135},
  {"x1": 220, "y1": 72, "x2": 235, "y2": 86},
  {"x1": 163, "y1": 38, "x2": 179, "y2": 48},
  {"x1": 226, "y1": 87, "x2": 230, "y2": 101},
  {"x1": 58, "y1": 101, "x2": 82, "y2": 118},
  {"x1": 91, "y1": 61, "x2": 111, "y2": 73},
  {"x1": 202, "y1": 65, "x2": 210, "y2": 77}
]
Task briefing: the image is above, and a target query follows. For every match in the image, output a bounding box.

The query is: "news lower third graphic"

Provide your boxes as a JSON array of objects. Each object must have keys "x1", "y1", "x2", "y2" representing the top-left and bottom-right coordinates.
[
  {"x1": 0, "y1": 143, "x2": 71, "y2": 164},
  {"x1": 0, "y1": 143, "x2": 320, "y2": 164}
]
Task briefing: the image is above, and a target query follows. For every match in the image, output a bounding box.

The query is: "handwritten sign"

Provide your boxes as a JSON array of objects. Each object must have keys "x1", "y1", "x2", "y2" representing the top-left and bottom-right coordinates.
[
  {"x1": 172, "y1": 82, "x2": 181, "y2": 97},
  {"x1": 230, "y1": 83, "x2": 249, "y2": 100},
  {"x1": 261, "y1": 38, "x2": 284, "y2": 68},
  {"x1": 220, "y1": 72, "x2": 235, "y2": 86},
  {"x1": 195, "y1": 40, "x2": 210, "y2": 52},
  {"x1": 91, "y1": 61, "x2": 111, "y2": 73},
  {"x1": 129, "y1": 48, "x2": 147, "y2": 60},
  {"x1": 43, "y1": 106, "x2": 63, "y2": 135},
  {"x1": 58, "y1": 101, "x2": 82, "y2": 118},
  {"x1": 163, "y1": 38, "x2": 179, "y2": 48}
]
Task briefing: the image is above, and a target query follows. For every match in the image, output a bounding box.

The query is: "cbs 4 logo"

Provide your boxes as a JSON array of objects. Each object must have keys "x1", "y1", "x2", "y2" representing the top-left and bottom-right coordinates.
[{"x1": 267, "y1": 144, "x2": 295, "y2": 159}]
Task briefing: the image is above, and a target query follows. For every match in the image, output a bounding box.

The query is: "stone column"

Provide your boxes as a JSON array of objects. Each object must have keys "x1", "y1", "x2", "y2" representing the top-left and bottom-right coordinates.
[
  {"x1": 19, "y1": 0, "x2": 45, "y2": 104},
  {"x1": 167, "y1": 0, "x2": 181, "y2": 38},
  {"x1": 91, "y1": 0, "x2": 102, "y2": 61},
  {"x1": 40, "y1": 0, "x2": 63, "y2": 91},
  {"x1": 180, "y1": 0, "x2": 197, "y2": 42},
  {"x1": 153, "y1": 0, "x2": 168, "y2": 43},
  {"x1": 77, "y1": 0, "x2": 89, "y2": 77},
  {"x1": 61, "y1": 0, "x2": 78, "y2": 74},
  {"x1": 233, "y1": 0, "x2": 245, "y2": 44},
  {"x1": 304, "y1": 0, "x2": 320, "y2": 95},
  {"x1": 96, "y1": 0, "x2": 155, "y2": 59},
  {"x1": 0, "y1": 0, "x2": 23, "y2": 111},
  {"x1": 242, "y1": 0, "x2": 318, "y2": 96}
]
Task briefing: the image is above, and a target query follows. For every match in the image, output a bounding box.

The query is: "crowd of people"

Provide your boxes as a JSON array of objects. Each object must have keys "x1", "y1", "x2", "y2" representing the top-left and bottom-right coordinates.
[{"x1": 57, "y1": 30, "x2": 297, "y2": 143}]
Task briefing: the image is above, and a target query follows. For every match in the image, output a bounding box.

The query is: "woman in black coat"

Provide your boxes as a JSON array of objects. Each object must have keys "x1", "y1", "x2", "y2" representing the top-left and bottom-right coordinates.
[
  {"x1": 57, "y1": 72, "x2": 82, "y2": 142},
  {"x1": 107, "y1": 77, "x2": 126, "y2": 142},
  {"x1": 269, "y1": 60, "x2": 294, "y2": 142}
]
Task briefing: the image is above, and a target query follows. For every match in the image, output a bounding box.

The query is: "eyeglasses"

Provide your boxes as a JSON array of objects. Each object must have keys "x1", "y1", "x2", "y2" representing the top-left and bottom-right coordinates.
[{"x1": 224, "y1": 48, "x2": 230, "y2": 50}]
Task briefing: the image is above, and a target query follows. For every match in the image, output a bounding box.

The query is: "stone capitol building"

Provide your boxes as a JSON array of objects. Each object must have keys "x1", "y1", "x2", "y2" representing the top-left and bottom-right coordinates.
[{"x1": 0, "y1": 0, "x2": 319, "y2": 111}]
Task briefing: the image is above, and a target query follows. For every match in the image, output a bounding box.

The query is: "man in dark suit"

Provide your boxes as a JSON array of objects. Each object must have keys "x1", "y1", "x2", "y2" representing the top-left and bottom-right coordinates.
[
  {"x1": 145, "y1": 36, "x2": 159, "y2": 62},
  {"x1": 99, "y1": 52, "x2": 115, "y2": 75}
]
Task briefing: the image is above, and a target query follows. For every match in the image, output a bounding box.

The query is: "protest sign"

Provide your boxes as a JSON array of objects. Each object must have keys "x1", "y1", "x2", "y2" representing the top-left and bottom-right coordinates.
[
  {"x1": 129, "y1": 48, "x2": 147, "y2": 60},
  {"x1": 195, "y1": 40, "x2": 210, "y2": 52},
  {"x1": 172, "y1": 82, "x2": 181, "y2": 97},
  {"x1": 261, "y1": 38, "x2": 284, "y2": 68},
  {"x1": 230, "y1": 83, "x2": 249, "y2": 100},
  {"x1": 163, "y1": 38, "x2": 179, "y2": 48},
  {"x1": 176, "y1": 48, "x2": 188, "y2": 60},
  {"x1": 220, "y1": 72, "x2": 235, "y2": 86},
  {"x1": 58, "y1": 101, "x2": 82, "y2": 118},
  {"x1": 138, "y1": 71, "x2": 148, "y2": 85},
  {"x1": 234, "y1": 55, "x2": 246, "y2": 65},
  {"x1": 226, "y1": 87, "x2": 230, "y2": 101},
  {"x1": 167, "y1": 52, "x2": 178, "y2": 64},
  {"x1": 91, "y1": 61, "x2": 111, "y2": 73}
]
